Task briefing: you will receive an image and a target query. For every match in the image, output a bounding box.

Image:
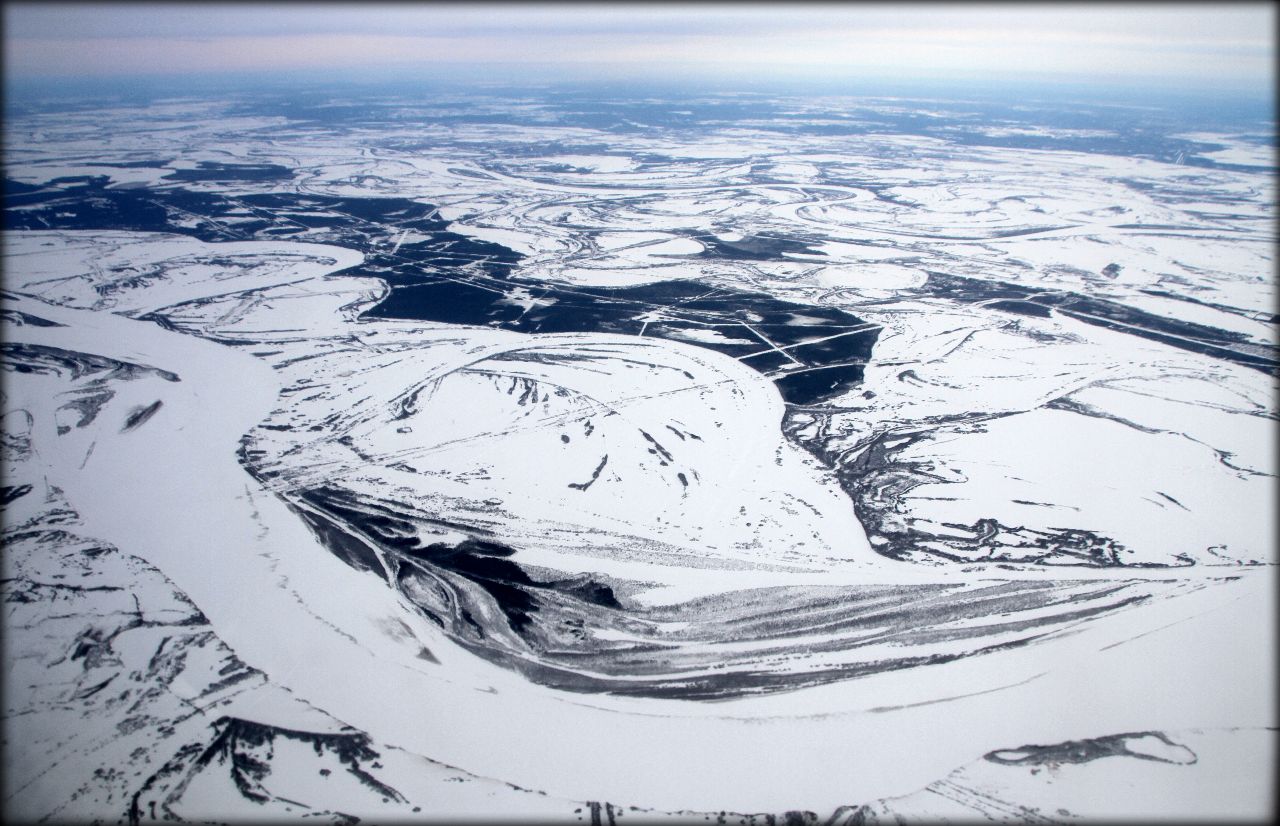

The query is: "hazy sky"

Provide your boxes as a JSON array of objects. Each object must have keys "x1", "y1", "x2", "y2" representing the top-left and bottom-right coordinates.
[{"x1": 4, "y1": 2, "x2": 1275, "y2": 93}]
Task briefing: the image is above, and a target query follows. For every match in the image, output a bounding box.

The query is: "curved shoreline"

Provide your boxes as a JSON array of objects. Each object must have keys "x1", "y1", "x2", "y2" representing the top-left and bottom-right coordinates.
[{"x1": 2, "y1": 232, "x2": 1272, "y2": 812}]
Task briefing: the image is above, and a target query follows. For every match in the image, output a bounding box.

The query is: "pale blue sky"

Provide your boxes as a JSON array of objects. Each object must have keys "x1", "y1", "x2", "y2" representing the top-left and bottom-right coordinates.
[{"x1": 4, "y1": 2, "x2": 1274, "y2": 93}]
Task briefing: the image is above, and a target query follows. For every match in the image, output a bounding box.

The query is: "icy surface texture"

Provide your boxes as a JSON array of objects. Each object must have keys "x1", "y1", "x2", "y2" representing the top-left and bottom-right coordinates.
[{"x1": 3, "y1": 86, "x2": 1275, "y2": 822}]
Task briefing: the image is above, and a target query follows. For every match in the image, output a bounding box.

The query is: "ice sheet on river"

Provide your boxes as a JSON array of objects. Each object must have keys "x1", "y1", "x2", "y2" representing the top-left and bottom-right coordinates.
[{"x1": 2, "y1": 89, "x2": 1276, "y2": 822}]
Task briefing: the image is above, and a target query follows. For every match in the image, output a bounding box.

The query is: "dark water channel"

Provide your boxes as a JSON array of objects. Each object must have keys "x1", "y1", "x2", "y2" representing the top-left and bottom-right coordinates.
[{"x1": 6, "y1": 176, "x2": 881, "y2": 404}]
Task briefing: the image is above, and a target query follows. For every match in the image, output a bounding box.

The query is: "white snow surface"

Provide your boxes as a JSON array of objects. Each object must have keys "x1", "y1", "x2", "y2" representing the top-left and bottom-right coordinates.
[
  {"x1": 3, "y1": 231, "x2": 1273, "y2": 816},
  {"x1": 3, "y1": 91, "x2": 1276, "y2": 822}
]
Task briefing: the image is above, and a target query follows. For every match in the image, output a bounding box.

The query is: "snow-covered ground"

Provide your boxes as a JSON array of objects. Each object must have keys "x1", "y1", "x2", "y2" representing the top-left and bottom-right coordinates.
[{"x1": 3, "y1": 88, "x2": 1276, "y2": 822}]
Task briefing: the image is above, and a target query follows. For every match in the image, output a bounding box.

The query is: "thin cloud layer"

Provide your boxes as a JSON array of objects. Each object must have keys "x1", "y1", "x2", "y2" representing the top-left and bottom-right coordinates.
[{"x1": 3, "y1": 2, "x2": 1274, "y2": 91}]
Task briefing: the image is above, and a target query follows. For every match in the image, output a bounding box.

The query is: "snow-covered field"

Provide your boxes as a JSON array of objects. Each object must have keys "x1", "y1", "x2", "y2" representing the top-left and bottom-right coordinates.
[{"x1": 3, "y1": 88, "x2": 1276, "y2": 822}]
